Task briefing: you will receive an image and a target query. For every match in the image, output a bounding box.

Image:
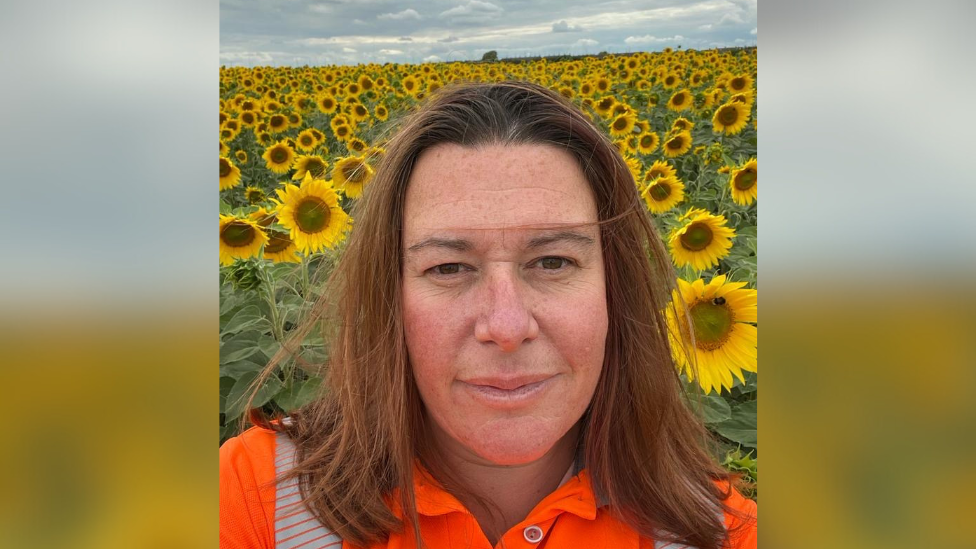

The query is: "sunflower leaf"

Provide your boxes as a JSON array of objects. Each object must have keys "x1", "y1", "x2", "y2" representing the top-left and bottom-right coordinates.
[
  {"x1": 220, "y1": 331, "x2": 268, "y2": 364},
  {"x1": 219, "y1": 376, "x2": 238, "y2": 414},
  {"x1": 698, "y1": 395, "x2": 732, "y2": 424},
  {"x1": 274, "y1": 376, "x2": 323, "y2": 412},
  {"x1": 712, "y1": 400, "x2": 757, "y2": 448},
  {"x1": 225, "y1": 371, "x2": 283, "y2": 419},
  {"x1": 221, "y1": 305, "x2": 270, "y2": 337},
  {"x1": 220, "y1": 358, "x2": 266, "y2": 380}
]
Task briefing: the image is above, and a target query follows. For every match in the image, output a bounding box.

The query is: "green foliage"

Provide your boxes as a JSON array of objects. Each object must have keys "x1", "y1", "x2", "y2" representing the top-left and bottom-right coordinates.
[{"x1": 481, "y1": 50, "x2": 498, "y2": 62}]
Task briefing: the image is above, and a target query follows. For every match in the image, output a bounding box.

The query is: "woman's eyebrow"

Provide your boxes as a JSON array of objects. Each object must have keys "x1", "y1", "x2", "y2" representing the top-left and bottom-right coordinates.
[
  {"x1": 525, "y1": 230, "x2": 596, "y2": 250},
  {"x1": 405, "y1": 237, "x2": 472, "y2": 255}
]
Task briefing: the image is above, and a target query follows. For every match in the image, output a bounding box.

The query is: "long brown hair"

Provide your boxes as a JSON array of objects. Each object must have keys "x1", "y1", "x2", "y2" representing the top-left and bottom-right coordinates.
[{"x1": 248, "y1": 81, "x2": 748, "y2": 549}]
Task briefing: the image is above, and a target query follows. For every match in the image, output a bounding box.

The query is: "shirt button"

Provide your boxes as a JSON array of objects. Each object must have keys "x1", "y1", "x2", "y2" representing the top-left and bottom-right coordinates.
[{"x1": 523, "y1": 525, "x2": 544, "y2": 543}]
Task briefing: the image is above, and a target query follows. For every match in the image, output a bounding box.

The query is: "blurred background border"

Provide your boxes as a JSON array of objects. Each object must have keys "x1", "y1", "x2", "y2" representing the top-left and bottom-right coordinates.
[{"x1": 1, "y1": 0, "x2": 975, "y2": 547}]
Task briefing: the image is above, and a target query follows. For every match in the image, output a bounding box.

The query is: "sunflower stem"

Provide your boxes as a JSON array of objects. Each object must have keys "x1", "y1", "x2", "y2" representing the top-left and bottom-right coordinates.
[{"x1": 300, "y1": 254, "x2": 311, "y2": 298}]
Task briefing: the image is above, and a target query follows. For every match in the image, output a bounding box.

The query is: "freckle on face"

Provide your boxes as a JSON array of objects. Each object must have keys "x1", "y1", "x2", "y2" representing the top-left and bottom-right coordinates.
[{"x1": 402, "y1": 143, "x2": 609, "y2": 465}]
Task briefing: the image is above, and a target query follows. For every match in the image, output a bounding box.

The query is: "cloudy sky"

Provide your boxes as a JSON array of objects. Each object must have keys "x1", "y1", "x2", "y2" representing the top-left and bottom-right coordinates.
[{"x1": 220, "y1": 0, "x2": 756, "y2": 66}]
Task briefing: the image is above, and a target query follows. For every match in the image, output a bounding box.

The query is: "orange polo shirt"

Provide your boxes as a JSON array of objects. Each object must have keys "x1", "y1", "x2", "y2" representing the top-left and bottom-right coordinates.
[{"x1": 220, "y1": 426, "x2": 757, "y2": 549}]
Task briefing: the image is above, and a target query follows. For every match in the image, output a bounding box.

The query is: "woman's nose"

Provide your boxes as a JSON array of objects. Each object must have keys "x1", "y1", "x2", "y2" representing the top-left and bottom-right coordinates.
[{"x1": 473, "y1": 267, "x2": 539, "y2": 352}]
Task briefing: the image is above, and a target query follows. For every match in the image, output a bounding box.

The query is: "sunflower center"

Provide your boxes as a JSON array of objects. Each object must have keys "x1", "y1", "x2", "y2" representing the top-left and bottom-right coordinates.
[
  {"x1": 342, "y1": 161, "x2": 367, "y2": 183},
  {"x1": 680, "y1": 222, "x2": 713, "y2": 251},
  {"x1": 613, "y1": 118, "x2": 628, "y2": 131},
  {"x1": 673, "y1": 94, "x2": 685, "y2": 105},
  {"x1": 306, "y1": 159, "x2": 326, "y2": 177},
  {"x1": 221, "y1": 221, "x2": 256, "y2": 248},
  {"x1": 300, "y1": 135, "x2": 313, "y2": 146},
  {"x1": 735, "y1": 169, "x2": 757, "y2": 191},
  {"x1": 640, "y1": 135, "x2": 654, "y2": 148},
  {"x1": 666, "y1": 136, "x2": 684, "y2": 150},
  {"x1": 264, "y1": 230, "x2": 293, "y2": 253},
  {"x1": 271, "y1": 148, "x2": 288, "y2": 163},
  {"x1": 649, "y1": 183, "x2": 672, "y2": 201},
  {"x1": 220, "y1": 158, "x2": 231, "y2": 177},
  {"x1": 689, "y1": 300, "x2": 734, "y2": 350},
  {"x1": 719, "y1": 106, "x2": 738, "y2": 125},
  {"x1": 295, "y1": 197, "x2": 330, "y2": 233},
  {"x1": 731, "y1": 77, "x2": 746, "y2": 90}
]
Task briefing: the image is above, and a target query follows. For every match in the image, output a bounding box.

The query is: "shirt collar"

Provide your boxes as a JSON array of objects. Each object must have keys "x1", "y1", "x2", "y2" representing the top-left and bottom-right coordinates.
[{"x1": 410, "y1": 460, "x2": 599, "y2": 522}]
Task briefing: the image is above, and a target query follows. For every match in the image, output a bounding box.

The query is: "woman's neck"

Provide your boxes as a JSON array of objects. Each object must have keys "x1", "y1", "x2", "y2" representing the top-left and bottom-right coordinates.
[{"x1": 428, "y1": 424, "x2": 580, "y2": 546}]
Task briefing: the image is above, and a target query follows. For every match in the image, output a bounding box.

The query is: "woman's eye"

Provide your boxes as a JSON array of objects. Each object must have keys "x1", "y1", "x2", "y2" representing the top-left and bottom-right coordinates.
[
  {"x1": 538, "y1": 257, "x2": 571, "y2": 270},
  {"x1": 431, "y1": 263, "x2": 463, "y2": 275}
]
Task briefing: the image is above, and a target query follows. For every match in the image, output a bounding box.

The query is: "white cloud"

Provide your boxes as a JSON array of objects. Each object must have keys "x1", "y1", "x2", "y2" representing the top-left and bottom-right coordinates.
[
  {"x1": 378, "y1": 9, "x2": 421, "y2": 21},
  {"x1": 353, "y1": 19, "x2": 366, "y2": 25},
  {"x1": 308, "y1": 4, "x2": 331, "y2": 14},
  {"x1": 552, "y1": 20, "x2": 583, "y2": 33},
  {"x1": 718, "y1": 12, "x2": 745, "y2": 25},
  {"x1": 439, "y1": 35, "x2": 459, "y2": 43},
  {"x1": 439, "y1": 1, "x2": 503, "y2": 24},
  {"x1": 750, "y1": 27, "x2": 757, "y2": 35},
  {"x1": 699, "y1": 24, "x2": 713, "y2": 31},
  {"x1": 378, "y1": 49, "x2": 404, "y2": 55},
  {"x1": 423, "y1": 55, "x2": 442, "y2": 62},
  {"x1": 574, "y1": 38, "x2": 598, "y2": 47},
  {"x1": 342, "y1": 47, "x2": 357, "y2": 53},
  {"x1": 625, "y1": 34, "x2": 685, "y2": 44}
]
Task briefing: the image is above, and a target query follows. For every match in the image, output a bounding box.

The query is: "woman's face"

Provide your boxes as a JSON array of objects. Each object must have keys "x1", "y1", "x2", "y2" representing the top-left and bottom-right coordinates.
[{"x1": 402, "y1": 143, "x2": 608, "y2": 465}]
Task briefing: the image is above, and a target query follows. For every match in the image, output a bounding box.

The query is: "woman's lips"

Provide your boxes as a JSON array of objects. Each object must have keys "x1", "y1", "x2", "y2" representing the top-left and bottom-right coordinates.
[{"x1": 457, "y1": 375, "x2": 557, "y2": 406}]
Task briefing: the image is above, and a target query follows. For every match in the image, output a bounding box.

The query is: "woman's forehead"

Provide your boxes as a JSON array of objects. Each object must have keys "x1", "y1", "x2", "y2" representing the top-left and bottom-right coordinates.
[{"x1": 402, "y1": 143, "x2": 598, "y2": 237}]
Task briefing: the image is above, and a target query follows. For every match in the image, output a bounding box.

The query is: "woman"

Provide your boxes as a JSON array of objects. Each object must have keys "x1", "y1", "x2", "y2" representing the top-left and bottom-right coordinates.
[{"x1": 220, "y1": 81, "x2": 757, "y2": 549}]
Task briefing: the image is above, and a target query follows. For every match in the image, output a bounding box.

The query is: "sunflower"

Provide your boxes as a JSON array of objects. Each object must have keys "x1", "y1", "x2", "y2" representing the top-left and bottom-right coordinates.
[
  {"x1": 333, "y1": 124, "x2": 352, "y2": 142},
  {"x1": 668, "y1": 209, "x2": 736, "y2": 270},
  {"x1": 245, "y1": 186, "x2": 267, "y2": 204},
  {"x1": 667, "y1": 275, "x2": 757, "y2": 394},
  {"x1": 263, "y1": 228, "x2": 301, "y2": 263},
  {"x1": 350, "y1": 103, "x2": 370, "y2": 123},
  {"x1": 402, "y1": 75, "x2": 420, "y2": 98},
  {"x1": 662, "y1": 130, "x2": 693, "y2": 158},
  {"x1": 292, "y1": 155, "x2": 329, "y2": 181},
  {"x1": 667, "y1": 89, "x2": 692, "y2": 112},
  {"x1": 268, "y1": 113, "x2": 289, "y2": 134},
  {"x1": 235, "y1": 150, "x2": 247, "y2": 164},
  {"x1": 730, "y1": 158, "x2": 757, "y2": 206},
  {"x1": 317, "y1": 95, "x2": 338, "y2": 114},
  {"x1": 219, "y1": 214, "x2": 269, "y2": 266},
  {"x1": 644, "y1": 159, "x2": 678, "y2": 182},
  {"x1": 671, "y1": 117, "x2": 695, "y2": 132},
  {"x1": 220, "y1": 140, "x2": 229, "y2": 156},
  {"x1": 594, "y1": 96, "x2": 616, "y2": 117},
  {"x1": 274, "y1": 173, "x2": 351, "y2": 253},
  {"x1": 727, "y1": 74, "x2": 754, "y2": 94},
  {"x1": 712, "y1": 102, "x2": 749, "y2": 135},
  {"x1": 296, "y1": 129, "x2": 319, "y2": 152},
  {"x1": 641, "y1": 175, "x2": 685, "y2": 213},
  {"x1": 332, "y1": 155, "x2": 375, "y2": 199},
  {"x1": 219, "y1": 156, "x2": 242, "y2": 191},
  {"x1": 262, "y1": 141, "x2": 296, "y2": 174},
  {"x1": 662, "y1": 73, "x2": 681, "y2": 89},
  {"x1": 239, "y1": 110, "x2": 260, "y2": 127},
  {"x1": 374, "y1": 103, "x2": 389, "y2": 121},
  {"x1": 608, "y1": 111, "x2": 637, "y2": 138},
  {"x1": 347, "y1": 137, "x2": 368, "y2": 155},
  {"x1": 637, "y1": 132, "x2": 660, "y2": 155}
]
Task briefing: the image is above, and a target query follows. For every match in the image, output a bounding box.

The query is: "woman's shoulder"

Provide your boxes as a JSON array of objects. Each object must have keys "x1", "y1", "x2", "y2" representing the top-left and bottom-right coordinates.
[
  {"x1": 716, "y1": 480, "x2": 757, "y2": 549},
  {"x1": 219, "y1": 425, "x2": 282, "y2": 548}
]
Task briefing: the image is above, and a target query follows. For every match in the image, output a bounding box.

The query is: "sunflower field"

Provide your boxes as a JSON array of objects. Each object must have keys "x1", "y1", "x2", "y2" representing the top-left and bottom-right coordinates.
[{"x1": 219, "y1": 48, "x2": 758, "y2": 495}]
